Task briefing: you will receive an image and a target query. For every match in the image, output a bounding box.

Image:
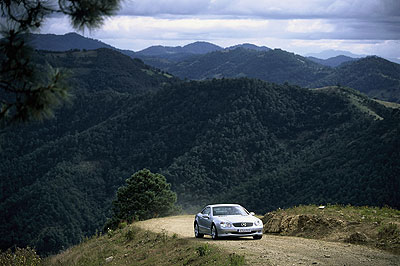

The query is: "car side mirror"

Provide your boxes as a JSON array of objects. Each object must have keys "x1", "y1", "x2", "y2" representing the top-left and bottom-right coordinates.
[
  {"x1": 202, "y1": 214, "x2": 210, "y2": 219},
  {"x1": 249, "y1": 212, "x2": 255, "y2": 216}
]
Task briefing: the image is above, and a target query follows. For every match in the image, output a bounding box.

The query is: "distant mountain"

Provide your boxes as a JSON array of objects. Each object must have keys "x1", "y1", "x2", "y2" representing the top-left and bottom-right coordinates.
[
  {"x1": 182, "y1": 41, "x2": 223, "y2": 54},
  {"x1": 134, "y1": 42, "x2": 223, "y2": 69},
  {"x1": 143, "y1": 48, "x2": 400, "y2": 102},
  {"x1": 161, "y1": 48, "x2": 332, "y2": 86},
  {"x1": 306, "y1": 49, "x2": 365, "y2": 59},
  {"x1": 28, "y1": 32, "x2": 136, "y2": 58},
  {"x1": 307, "y1": 55, "x2": 357, "y2": 67},
  {"x1": 29, "y1": 32, "x2": 114, "y2": 51},
  {"x1": 227, "y1": 43, "x2": 270, "y2": 52},
  {"x1": 136, "y1": 42, "x2": 223, "y2": 58}
]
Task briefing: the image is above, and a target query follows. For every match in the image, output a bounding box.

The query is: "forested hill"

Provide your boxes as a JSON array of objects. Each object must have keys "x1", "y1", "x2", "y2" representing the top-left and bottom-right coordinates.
[
  {"x1": 147, "y1": 48, "x2": 400, "y2": 103},
  {"x1": 312, "y1": 56, "x2": 400, "y2": 103},
  {"x1": 156, "y1": 48, "x2": 331, "y2": 86},
  {"x1": 0, "y1": 48, "x2": 176, "y2": 256},
  {"x1": 29, "y1": 33, "x2": 136, "y2": 58},
  {"x1": 33, "y1": 48, "x2": 174, "y2": 93},
  {"x1": 1, "y1": 50, "x2": 399, "y2": 256},
  {"x1": 29, "y1": 33, "x2": 115, "y2": 51}
]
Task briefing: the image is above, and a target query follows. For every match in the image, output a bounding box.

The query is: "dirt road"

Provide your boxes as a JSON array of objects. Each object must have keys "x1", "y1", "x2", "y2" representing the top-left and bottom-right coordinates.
[{"x1": 135, "y1": 215, "x2": 400, "y2": 266}]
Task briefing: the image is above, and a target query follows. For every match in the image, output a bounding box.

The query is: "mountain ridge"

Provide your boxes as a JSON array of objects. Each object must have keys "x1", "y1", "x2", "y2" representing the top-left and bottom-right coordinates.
[
  {"x1": 1, "y1": 34, "x2": 400, "y2": 256},
  {"x1": 1, "y1": 49, "x2": 399, "y2": 255}
]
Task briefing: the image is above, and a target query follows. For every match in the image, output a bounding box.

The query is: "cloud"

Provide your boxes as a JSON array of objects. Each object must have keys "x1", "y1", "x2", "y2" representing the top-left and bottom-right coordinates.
[
  {"x1": 286, "y1": 20, "x2": 335, "y2": 33},
  {"x1": 119, "y1": 0, "x2": 400, "y2": 20},
  {"x1": 40, "y1": 0, "x2": 400, "y2": 58}
]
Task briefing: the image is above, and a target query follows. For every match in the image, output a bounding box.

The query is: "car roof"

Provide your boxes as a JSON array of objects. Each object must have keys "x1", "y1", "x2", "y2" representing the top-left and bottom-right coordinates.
[{"x1": 206, "y1": 204, "x2": 242, "y2": 208}]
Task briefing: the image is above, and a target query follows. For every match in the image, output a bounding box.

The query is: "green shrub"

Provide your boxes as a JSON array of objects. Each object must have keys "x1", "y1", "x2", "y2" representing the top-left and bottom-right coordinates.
[
  {"x1": 196, "y1": 243, "x2": 211, "y2": 257},
  {"x1": 0, "y1": 247, "x2": 41, "y2": 266},
  {"x1": 125, "y1": 228, "x2": 136, "y2": 241},
  {"x1": 118, "y1": 221, "x2": 128, "y2": 229}
]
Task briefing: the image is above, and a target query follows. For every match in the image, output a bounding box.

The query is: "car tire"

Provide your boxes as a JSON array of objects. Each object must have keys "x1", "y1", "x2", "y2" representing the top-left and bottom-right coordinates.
[
  {"x1": 194, "y1": 223, "x2": 204, "y2": 238},
  {"x1": 253, "y1": 235, "x2": 262, "y2": 240},
  {"x1": 211, "y1": 224, "x2": 218, "y2": 240}
]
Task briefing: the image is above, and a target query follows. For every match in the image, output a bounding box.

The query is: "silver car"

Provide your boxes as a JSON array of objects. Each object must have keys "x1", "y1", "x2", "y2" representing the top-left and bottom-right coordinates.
[{"x1": 194, "y1": 204, "x2": 263, "y2": 240}]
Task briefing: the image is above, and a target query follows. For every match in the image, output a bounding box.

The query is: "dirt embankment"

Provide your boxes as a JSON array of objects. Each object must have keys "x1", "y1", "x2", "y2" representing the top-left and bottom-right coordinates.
[
  {"x1": 136, "y1": 215, "x2": 400, "y2": 266},
  {"x1": 263, "y1": 211, "x2": 400, "y2": 254}
]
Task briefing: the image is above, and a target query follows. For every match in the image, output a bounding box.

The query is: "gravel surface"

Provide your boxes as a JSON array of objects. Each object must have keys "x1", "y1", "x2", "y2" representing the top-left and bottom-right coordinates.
[{"x1": 135, "y1": 215, "x2": 400, "y2": 266}]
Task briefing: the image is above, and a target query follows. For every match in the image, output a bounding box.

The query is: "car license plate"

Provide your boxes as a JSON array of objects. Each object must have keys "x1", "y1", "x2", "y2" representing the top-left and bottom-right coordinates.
[{"x1": 238, "y1": 229, "x2": 251, "y2": 233}]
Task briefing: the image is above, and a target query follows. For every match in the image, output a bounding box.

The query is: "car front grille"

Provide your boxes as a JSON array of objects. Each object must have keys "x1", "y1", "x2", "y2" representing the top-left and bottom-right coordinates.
[
  {"x1": 231, "y1": 231, "x2": 257, "y2": 234},
  {"x1": 233, "y1": 222, "x2": 253, "y2": 227}
]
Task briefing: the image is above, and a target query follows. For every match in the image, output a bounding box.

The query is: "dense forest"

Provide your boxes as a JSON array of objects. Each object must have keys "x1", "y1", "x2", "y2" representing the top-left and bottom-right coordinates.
[{"x1": 0, "y1": 48, "x2": 399, "y2": 256}]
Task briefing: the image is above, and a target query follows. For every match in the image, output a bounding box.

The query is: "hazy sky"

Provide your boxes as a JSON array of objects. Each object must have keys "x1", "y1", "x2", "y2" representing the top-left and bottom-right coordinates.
[{"x1": 42, "y1": 0, "x2": 400, "y2": 59}]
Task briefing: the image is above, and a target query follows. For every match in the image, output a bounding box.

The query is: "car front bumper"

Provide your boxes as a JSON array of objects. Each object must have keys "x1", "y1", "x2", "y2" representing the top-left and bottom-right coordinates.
[{"x1": 216, "y1": 225, "x2": 263, "y2": 237}]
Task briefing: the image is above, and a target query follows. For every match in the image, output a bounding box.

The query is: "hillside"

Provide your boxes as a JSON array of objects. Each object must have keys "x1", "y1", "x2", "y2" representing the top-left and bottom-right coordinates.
[
  {"x1": 40, "y1": 224, "x2": 239, "y2": 266},
  {"x1": 1, "y1": 48, "x2": 399, "y2": 258},
  {"x1": 0, "y1": 48, "x2": 176, "y2": 255},
  {"x1": 312, "y1": 56, "x2": 400, "y2": 103},
  {"x1": 33, "y1": 49, "x2": 173, "y2": 93}
]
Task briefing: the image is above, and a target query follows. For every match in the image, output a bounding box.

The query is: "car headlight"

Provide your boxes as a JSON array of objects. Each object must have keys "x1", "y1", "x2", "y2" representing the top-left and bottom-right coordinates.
[
  {"x1": 220, "y1": 221, "x2": 233, "y2": 228},
  {"x1": 254, "y1": 219, "x2": 262, "y2": 226}
]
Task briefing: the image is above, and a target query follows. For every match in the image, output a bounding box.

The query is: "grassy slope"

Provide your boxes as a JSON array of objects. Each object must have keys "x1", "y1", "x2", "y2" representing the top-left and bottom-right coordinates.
[
  {"x1": 43, "y1": 224, "x2": 245, "y2": 266},
  {"x1": 262, "y1": 205, "x2": 400, "y2": 254}
]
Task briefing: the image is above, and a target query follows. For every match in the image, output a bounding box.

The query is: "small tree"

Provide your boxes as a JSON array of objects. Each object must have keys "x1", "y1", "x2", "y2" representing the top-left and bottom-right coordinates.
[
  {"x1": 0, "y1": 0, "x2": 122, "y2": 125},
  {"x1": 106, "y1": 169, "x2": 177, "y2": 229}
]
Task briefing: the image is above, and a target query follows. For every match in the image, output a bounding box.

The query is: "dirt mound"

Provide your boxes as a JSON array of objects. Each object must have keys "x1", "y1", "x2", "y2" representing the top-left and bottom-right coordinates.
[
  {"x1": 262, "y1": 211, "x2": 400, "y2": 254},
  {"x1": 263, "y1": 212, "x2": 346, "y2": 238}
]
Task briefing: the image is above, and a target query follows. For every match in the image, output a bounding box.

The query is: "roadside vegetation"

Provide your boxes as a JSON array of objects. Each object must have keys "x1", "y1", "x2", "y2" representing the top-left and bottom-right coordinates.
[
  {"x1": 262, "y1": 204, "x2": 400, "y2": 254},
  {"x1": 42, "y1": 223, "x2": 245, "y2": 266}
]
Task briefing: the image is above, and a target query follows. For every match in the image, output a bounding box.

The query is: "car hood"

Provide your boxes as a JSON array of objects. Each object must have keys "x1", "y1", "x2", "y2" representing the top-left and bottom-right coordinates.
[{"x1": 216, "y1": 215, "x2": 259, "y2": 223}]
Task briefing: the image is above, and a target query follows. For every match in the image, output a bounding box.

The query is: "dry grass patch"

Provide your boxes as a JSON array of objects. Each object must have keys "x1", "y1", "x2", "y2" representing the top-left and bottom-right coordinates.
[{"x1": 43, "y1": 223, "x2": 245, "y2": 266}]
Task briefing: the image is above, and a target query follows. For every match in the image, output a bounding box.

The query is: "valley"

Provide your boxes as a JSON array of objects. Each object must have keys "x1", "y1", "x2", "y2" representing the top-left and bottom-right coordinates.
[{"x1": 1, "y1": 34, "x2": 399, "y2": 257}]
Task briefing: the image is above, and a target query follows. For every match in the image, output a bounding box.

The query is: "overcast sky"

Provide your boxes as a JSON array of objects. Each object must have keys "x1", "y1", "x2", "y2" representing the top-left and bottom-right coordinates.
[{"x1": 41, "y1": 0, "x2": 400, "y2": 59}]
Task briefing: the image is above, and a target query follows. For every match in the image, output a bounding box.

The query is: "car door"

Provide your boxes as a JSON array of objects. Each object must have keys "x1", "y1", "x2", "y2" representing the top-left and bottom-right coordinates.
[{"x1": 198, "y1": 207, "x2": 211, "y2": 233}]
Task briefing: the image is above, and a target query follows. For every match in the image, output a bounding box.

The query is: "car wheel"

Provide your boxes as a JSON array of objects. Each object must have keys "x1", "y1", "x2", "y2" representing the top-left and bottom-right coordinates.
[
  {"x1": 194, "y1": 223, "x2": 204, "y2": 238},
  {"x1": 211, "y1": 224, "x2": 218, "y2": 240},
  {"x1": 253, "y1": 235, "x2": 262, "y2": 240}
]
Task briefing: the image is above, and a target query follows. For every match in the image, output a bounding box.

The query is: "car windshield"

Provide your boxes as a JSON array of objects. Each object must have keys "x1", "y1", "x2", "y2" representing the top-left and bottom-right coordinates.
[{"x1": 212, "y1": 206, "x2": 248, "y2": 216}]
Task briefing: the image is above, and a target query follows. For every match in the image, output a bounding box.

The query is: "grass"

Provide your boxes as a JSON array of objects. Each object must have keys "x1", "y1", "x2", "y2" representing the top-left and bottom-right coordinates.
[{"x1": 42, "y1": 223, "x2": 245, "y2": 266}]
